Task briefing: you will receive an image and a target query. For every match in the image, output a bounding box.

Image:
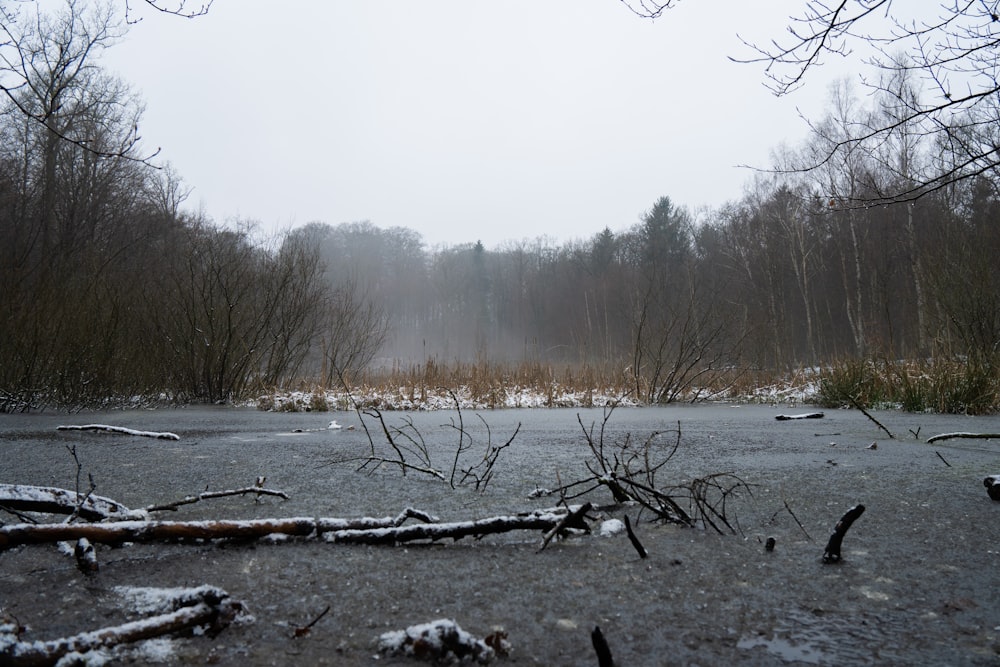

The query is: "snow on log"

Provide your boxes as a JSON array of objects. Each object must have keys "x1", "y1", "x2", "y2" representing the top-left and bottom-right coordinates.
[
  {"x1": 0, "y1": 585, "x2": 251, "y2": 666},
  {"x1": 0, "y1": 506, "x2": 571, "y2": 550},
  {"x1": 377, "y1": 619, "x2": 509, "y2": 663},
  {"x1": 775, "y1": 412, "x2": 825, "y2": 421},
  {"x1": 0, "y1": 484, "x2": 140, "y2": 521},
  {"x1": 927, "y1": 432, "x2": 1000, "y2": 444},
  {"x1": 57, "y1": 424, "x2": 180, "y2": 440},
  {"x1": 328, "y1": 506, "x2": 583, "y2": 546},
  {"x1": 983, "y1": 475, "x2": 1000, "y2": 501},
  {"x1": 0, "y1": 517, "x2": 319, "y2": 550}
]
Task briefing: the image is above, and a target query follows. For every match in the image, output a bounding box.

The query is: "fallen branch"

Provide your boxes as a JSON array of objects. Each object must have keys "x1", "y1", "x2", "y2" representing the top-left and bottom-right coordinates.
[
  {"x1": 0, "y1": 585, "x2": 249, "y2": 666},
  {"x1": 145, "y1": 485, "x2": 290, "y2": 513},
  {"x1": 0, "y1": 506, "x2": 582, "y2": 550},
  {"x1": 332, "y1": 506, "x2": 586, "y2": 547},
  {"x1": 0, "y1": 484, "x2": 139, "y2": 522},
  {"x1": 927, "y1": 432, "x2": 1000, "y2": 444},
  {"x1": 775, "y1": 412, "x2": 824, "y2": 421},
  {"x1": 848, "y1": 395, "x2": 894, "y2": 439},
  {"x1": 822, "y1": 504, "x2": 865, "y2": 563},
  {"x1": 57, "y1": 424, "x2": 180, "y2": 440},
  {"x1": 782, "y1": 498, "x2": 813, "y2": 542}
]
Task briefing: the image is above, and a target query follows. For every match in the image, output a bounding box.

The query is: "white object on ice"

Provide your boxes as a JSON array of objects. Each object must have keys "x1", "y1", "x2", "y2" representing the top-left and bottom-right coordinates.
[
  {"x1": 377, "y1": 618, "x2": 500, "y2": 662},
  {"x1": 327, "y1": 420, "x2": 343, "y2": 430},
  {"x1": 599, "y1": 519, "x2": 626, "y2": 537}
]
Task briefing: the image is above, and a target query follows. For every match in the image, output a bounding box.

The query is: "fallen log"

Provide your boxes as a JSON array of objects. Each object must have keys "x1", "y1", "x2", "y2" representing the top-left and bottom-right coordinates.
[
  {"x1": 775, "y1": 412, "x2": 824, "y2": 421},
  {"x1": 0, "y1": 484, "x2": 139, "y2": 522},
  {"x1": 0, "y1": 585, "x2": 249, "y2": 666},
  {"x1": 0, "y1": 507, "x2": 579, "y2": 550},
  {"x1": 56, "y1": 424, "x2": 180, "y2": 440},
  {"x1": 927, "y1": 432, "x2": 1000, "y2": 444}
]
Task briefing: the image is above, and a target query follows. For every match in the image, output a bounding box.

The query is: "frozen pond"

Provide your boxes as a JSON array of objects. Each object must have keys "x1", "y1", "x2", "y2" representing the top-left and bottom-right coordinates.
[{"x1": 3, "y1": 403, "x2": 1000, "y2": 664}]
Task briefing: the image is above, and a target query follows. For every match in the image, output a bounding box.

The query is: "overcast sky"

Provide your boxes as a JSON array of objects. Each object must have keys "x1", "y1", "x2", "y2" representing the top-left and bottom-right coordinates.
[{"x1": 104, "y1": 1, "x2": 851, "y2": 248}]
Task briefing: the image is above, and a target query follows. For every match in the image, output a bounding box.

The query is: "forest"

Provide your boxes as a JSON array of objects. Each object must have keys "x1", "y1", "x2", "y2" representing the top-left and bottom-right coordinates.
[{"x1": 2, "y1": 1, "x2": 999, "y2": 413}]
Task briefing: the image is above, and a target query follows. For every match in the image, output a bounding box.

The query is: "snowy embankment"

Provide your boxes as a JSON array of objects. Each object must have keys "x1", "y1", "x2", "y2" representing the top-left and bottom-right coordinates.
[{"x1": 254, "y1": 378, "x2": 819, "y2": 412}]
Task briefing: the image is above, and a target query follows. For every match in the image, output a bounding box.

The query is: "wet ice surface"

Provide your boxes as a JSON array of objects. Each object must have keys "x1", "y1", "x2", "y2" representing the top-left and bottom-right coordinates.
[{"x1": 2, "y1": 404, "x2": 1000, "y2": 665}]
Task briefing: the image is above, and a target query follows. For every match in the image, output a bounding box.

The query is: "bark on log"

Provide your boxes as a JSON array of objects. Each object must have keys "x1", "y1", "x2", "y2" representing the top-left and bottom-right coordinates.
[{"x1": 775, "y1": 412, "x2": 824, "y2": 420}]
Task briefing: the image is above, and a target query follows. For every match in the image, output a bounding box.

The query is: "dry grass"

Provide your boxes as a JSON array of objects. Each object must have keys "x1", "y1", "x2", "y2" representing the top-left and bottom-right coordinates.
[{"x1": 815, "y1": 356, "x2": 1000, "y2": 415}]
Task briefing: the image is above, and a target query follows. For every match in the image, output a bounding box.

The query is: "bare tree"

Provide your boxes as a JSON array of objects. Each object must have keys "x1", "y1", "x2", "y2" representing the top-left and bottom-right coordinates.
[{"x1": 625, "y1": 1, "x2": 1000, "y2": 205}]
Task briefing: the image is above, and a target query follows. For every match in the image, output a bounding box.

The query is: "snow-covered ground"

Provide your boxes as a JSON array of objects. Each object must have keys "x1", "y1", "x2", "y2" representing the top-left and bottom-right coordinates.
[{"x1": 254, "y1": 377, "x2": 820, "y2": 413}]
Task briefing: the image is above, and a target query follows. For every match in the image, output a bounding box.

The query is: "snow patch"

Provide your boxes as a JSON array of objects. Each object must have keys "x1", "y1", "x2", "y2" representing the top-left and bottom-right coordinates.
[
  {"x1": 377, "y1": 619, "x2": 503, "y2": 663},
  {"x1": 599, "y1": 519, "x2": 626, "y2": 536}
]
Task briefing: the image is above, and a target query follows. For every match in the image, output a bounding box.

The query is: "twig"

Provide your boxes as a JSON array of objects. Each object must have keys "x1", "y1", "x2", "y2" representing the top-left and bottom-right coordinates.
[
  {"x1": 935, "y1": 451, "x2": 952, "y2": 467},
  {"x1": 292, "y1": 605, "x2": 331, "y2": 638},
  {"x1": 848, "y1": 395, "x2": 894, "y2": 439},
  {"x1": 783, "y1": 498, "x2": 813, "y2": 542},
  {"x1": 145, "y1": 486, "x2": 290, "y2": 512}
]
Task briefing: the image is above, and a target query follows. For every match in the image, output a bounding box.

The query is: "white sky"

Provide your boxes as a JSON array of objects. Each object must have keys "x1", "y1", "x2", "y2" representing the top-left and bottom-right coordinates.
[{"x1": 103, "y1": 1, "x2": 853, "y2": 248}]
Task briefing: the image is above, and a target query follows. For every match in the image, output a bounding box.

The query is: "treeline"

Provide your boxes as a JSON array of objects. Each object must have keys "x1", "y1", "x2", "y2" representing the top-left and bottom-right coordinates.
[
  {"x1": 0, "y1": 2, "x2": 364, "y2": 410},
  {"x1": 3, "y1": 2, "x2": 999, "y2": 411},
  {"x1": 302, "y1": 82, "x2": 1000, "y2": 402}
]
